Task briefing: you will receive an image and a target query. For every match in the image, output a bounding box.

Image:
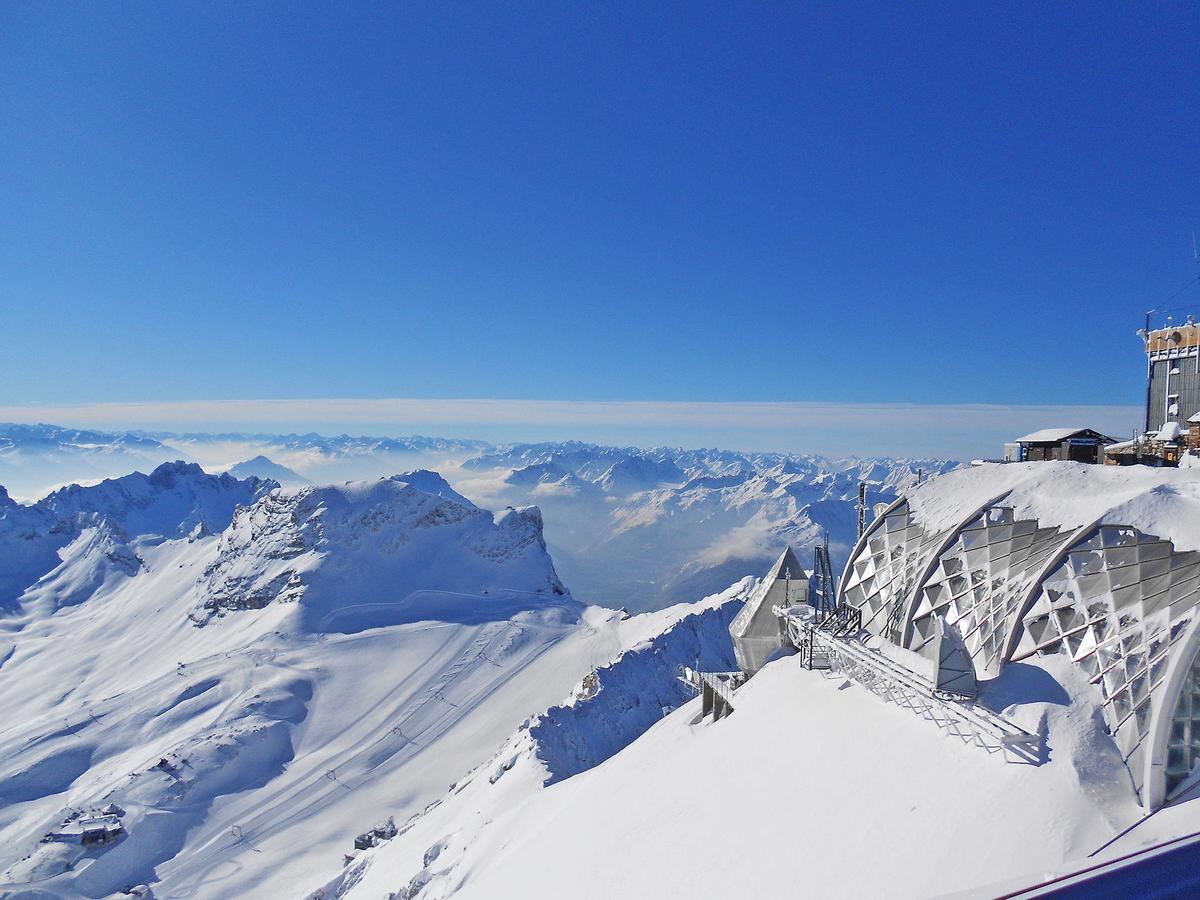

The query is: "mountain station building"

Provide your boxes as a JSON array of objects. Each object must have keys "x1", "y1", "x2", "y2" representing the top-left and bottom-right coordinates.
[{"x1": 1004, "y1": 428, "x2": 1117, "y2": 464}]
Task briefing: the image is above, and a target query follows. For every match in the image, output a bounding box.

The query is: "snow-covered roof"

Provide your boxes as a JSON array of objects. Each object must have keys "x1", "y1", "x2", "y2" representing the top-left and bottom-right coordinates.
[
  {"x1": 1014, "y1": 427, "x2": 1113, "y2": 444},
  {"x1": 837, "y1": 461, "x2": 1200, "y2": 814},
  {"x1": 1189, "y1": 411, "x2": 1200, "y2": 424},
  {"x1": 1155, "y1": 422, "x2": 1184, "y2": 442},
  {"x1": 901, "y1": 462, "x2": 1200, "y2": 553}
]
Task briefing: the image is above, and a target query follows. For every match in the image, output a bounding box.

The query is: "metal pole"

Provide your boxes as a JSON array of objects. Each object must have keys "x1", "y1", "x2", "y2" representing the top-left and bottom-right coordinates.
[
  {"x1": 857, "y1": 481, "x2": 867, "y2": 539},
  {"x1": 1145, "y1": 310, "x2": 1153, "y2": 434}
]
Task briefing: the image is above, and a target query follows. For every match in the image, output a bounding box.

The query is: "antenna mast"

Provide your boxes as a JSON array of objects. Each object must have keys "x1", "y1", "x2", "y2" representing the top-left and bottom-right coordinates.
[{"x1": 856, "y1": 481, "x2": 867, "y2": 539}]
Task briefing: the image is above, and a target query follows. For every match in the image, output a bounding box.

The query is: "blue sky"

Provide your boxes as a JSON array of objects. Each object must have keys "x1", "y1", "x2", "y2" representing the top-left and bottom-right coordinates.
[{"x1": 2, "y1": 2, "x2": 1197, "y2": 452}]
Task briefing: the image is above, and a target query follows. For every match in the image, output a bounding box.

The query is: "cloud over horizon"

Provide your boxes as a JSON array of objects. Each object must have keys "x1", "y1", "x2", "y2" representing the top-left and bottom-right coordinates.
[{"x1": 0, "y1": 398, "x2": 1143, "y2": 460}]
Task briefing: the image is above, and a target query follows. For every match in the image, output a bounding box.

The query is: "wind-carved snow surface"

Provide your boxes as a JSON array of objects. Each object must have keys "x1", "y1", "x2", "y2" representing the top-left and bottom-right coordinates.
[
  {"x1": 530, "y1": 588, "x2": 744, "y2": 784},
  {"x1": 0, "y1": 463, "x2": 745, "y2": 899}
]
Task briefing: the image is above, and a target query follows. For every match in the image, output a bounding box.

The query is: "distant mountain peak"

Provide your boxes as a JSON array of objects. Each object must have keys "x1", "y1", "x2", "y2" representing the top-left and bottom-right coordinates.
[{"x1": 226, "y1": 455, "x2": 310, "y2": 487}]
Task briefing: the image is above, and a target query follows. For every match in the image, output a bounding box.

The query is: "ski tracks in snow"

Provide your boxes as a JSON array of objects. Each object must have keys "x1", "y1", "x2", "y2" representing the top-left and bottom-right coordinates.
[{"x1": 164, "y1": 617, "x2": 564, "y2": 897}]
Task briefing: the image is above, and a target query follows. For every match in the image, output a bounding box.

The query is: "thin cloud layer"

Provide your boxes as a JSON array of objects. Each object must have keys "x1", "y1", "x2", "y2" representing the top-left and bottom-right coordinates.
[{"x1": 0, "y1": 398, "x2": 1142, "y2": 459}]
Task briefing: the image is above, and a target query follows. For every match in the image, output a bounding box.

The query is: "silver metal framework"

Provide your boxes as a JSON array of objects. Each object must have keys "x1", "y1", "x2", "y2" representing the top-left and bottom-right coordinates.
[
  {"x1": 776, "y1": 606, "x2": 1040, "y2": 763},
  {"x1": 835, "y1": 483, "x2": 1200, "y2": 812}
]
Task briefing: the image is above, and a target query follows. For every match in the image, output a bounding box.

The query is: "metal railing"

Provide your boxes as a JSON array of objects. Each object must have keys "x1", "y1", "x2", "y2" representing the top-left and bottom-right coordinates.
[
  {"x1": 775, "y1": 605, "x2": 1041, "y2": 764},
  {"x1": 679, "y1": 667, "x2": 743, "y2": 720}
]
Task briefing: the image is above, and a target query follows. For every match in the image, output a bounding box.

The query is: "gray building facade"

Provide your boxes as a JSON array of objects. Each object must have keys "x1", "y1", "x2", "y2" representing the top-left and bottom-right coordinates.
[{"x1": 1146, "y1": 321, "x2": 1200, "y2": 433}]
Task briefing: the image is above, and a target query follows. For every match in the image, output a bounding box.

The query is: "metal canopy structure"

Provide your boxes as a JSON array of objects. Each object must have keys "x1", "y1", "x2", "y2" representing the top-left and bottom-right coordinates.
[{"x1": 836, "y1": 483, "x2": 1200, "y2": 813}]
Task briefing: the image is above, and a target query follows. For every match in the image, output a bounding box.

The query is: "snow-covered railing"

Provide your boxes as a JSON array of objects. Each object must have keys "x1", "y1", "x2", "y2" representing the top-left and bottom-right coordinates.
[
  {"x1": 679, "y1": 667, "x2": 743, "y2": 720},
  {"x1": 775, "y1": 606, "x2": 1041, "y2": 764}
]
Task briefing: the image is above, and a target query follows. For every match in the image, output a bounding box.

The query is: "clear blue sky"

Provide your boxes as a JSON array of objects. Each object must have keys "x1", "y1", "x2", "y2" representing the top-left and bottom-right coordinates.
[{"x1": 3, "y1": 2, "x2": 1198, "y2": 416}]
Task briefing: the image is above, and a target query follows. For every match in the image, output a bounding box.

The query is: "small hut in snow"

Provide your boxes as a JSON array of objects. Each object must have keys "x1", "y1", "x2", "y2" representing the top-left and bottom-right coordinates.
[{"x1": 730, "y1": 547, "x2": 808, "y2": 677}]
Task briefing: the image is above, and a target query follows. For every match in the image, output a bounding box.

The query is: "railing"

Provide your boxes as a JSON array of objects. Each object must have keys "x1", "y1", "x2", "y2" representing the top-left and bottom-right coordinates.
[
  {"x1": 775, "y1": 605, "x2": 1041, "y2": 764},
  {"x1": 701, "y1": 671, "x2": 742, "y2": 705},
  {"x1": 678, "y1": 667, "x2": 743, "y2": 720},
  {"x1": 817, "y1": 604, "x2": 861, "y2": 637}
]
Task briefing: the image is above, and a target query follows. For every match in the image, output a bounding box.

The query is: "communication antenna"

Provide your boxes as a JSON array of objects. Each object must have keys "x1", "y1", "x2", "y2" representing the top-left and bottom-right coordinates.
[{"x1": 856, "y1": 482, "x2": 867, "y2": 539}]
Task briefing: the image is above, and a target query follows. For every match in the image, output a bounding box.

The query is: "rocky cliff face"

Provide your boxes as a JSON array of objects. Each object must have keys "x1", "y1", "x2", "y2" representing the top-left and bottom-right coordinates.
[{"x1": 196, "y1": 476, "x2": 568, "y2": 630}]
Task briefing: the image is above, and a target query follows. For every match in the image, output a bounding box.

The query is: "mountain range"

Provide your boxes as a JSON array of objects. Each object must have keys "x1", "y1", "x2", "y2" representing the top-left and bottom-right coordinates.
[{"x1": 0, "y1": 424, "x2": 958, "y2": 613}]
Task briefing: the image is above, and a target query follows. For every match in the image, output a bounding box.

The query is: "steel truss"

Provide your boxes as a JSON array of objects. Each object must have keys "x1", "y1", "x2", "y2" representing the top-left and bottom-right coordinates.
[{"x1": 776, "y1": 607, "x2": 1041, "y2": 764}]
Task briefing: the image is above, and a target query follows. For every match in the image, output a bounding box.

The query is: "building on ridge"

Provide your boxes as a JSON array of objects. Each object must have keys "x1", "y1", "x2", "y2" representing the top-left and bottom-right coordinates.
[
  {"x1": 1004, "y1": 428, "x2": 1116, "y2": 464},
  {"x1": 729, "y1": 546, "x2": 808, "y2": 677},
  {"x1": 1143, "y1": 317, "x2": 1200, "y2": 434}
]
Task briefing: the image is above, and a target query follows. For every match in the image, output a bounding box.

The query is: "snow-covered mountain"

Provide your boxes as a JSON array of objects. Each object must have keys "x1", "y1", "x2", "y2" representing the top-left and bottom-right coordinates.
[
  {"x1": 0, "y1": 424, "x2": 181, "y2": 502},
  {"x1": 0, "y1": 424, "x2": 960, "y2": 613},
  {"x1": 0, "y1": 461, "x2": 275, "y2": 613},
  {"x1": 0, "y1": 425, "x2": 485, "y2": 500},
  {"x1": 7, "y1": 446, "x2": 1200, "y2": 897},
  {"x1": 194, "y1": 475, "x2": 567, "y2": 632},
  {"x1": 0, "y1": 424, "x2": 165, "y2": 456},
  {"x1": 160, "y1": 431, "x2": 490, "y2": 487},
  {"x1": 225, "y1": 455, "x2": 311, "y2": 487},
  {"x1": 0, "y1": 462, "x2": 741, "y2": 898},
  {"x1": 451, "y1": 442, "x2": 959, "y2": 611}
]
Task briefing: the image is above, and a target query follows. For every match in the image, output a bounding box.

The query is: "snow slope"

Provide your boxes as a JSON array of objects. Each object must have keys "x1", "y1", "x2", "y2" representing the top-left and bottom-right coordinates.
[
  {"x1": 0, "y1": 466, "x2": 746, "y2": 899},
  {"x1": 309, "y1": 579, "x2": 752, "y2": 899},
  {"x1": 328, "y1": 650, "x2": 1147, "y2": 900}
]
